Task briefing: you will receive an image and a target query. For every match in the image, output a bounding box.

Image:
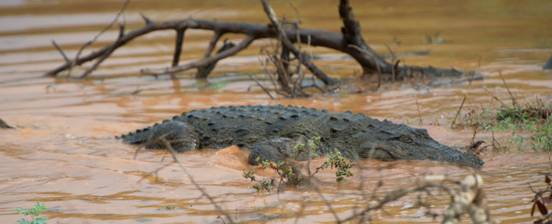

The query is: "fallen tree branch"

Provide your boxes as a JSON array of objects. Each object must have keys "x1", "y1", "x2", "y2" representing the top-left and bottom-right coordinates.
[
  {"x1": 64, "y1": 0, "x2": 130, "y2": 78},
  {"x1": 171, "y1": 28, "x2": 186, "y2": 68},
  {"x1": 195, "y1": 31, "x2": 223, "y2": 78},
  {"x1": 51, "y1": 40, "x2": 71, "y2": 64},
  {"x1": 261, "y1": 0, "x2": 336, "y2": 85},
  {"x1": 44, "y1": 17, "x2": 350, "y2": 78},
  {"x1": 339, "y1": 0, "x2": 390, "y2": 75},
  {"x1": 45, "y1": 0, "x2": 468, "y2": 86},
  {"x1": 141, "y1": 35, "x2": 255, "y2": 76},
  {"x1": 195, "y1": 39, "x2": 236, "y2": 79}
]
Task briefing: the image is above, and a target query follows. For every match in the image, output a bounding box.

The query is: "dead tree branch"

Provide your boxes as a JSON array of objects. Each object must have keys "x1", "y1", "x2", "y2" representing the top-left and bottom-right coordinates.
[
  {"x1": 171, "y1": 28, "x2": 186, "y2": 68},
  {"x1": 195, "y1": 31, "x2": 223, "y2": 78},
  {"x1": 141, "y1": 35, "x2": 255, "y2": 76},
  {"x1": 66, "y1": 0, "x2": 129, "y2": 78},
  {"x1": 339, "y1": 174, "x2": 492, "y2": 224},
  {"x1": 45, "y1": 0, "x2": 467, "y2": 84},
  {"x1": 51, "y1": 40, "x2": 71, "y2": 64},
  {"x1": 338, "y1": 0, "x2": 390, "y2": 75},
  {"x1": 261, "y1": 0, "x2": 336, "y2": 85},
  {"x1": 196, "y1": 39, "x2": 236, "y2": 79}
]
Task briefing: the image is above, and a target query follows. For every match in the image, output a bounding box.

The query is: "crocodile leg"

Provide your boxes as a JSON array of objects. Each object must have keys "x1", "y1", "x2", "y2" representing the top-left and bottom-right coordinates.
[
  {"x1": 247, "y1": 137, "x2": 297, "y2": 165},
  {"x1": 247, "y1": 136, "x2": 322, "y2": 165},
  {"x1": 122, "y1": 121, "x2": 200, "y2": 152},
  {"x1": 146, "y1": 121, "x2": 200, "y2": 152}
]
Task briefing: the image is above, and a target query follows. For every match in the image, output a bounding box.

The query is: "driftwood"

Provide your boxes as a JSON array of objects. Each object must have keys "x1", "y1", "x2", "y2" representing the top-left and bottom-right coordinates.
[{"x1": 45, "y1": 0, "x2": 465, "y2": 85}]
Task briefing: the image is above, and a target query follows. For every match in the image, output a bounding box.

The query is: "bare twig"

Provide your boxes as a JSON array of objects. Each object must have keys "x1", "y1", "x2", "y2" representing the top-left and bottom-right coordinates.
[
  {"x1": 249, "y1": 74, "x2": 275, "y2": 99},
  {"x1": 415, "y1": 97, "x2": 423, "y2": 125},
  {"x1": 498, "y1": 71, "x2": 517, "y2": 107},
  {"x1": 142, "y1": 36, "x2": 255, "y2": 76},
  {"x1": 340, "y1": 182, "x2": 449, "y2": 222},
  {"x1": 255, "y1": 18, "x2": 319, "y2": 97},
  {"x1": 340, "y1": 174, "x2": 491, "y2": 224},
  {"x1": 133, "y1": 145, "x2": 144, "y2": 160},
  {"x1": 51, "y1": 40, "x2": 71, "y2": 64},
  {"x1": 309, "y1": 178, "x2": 343, "y2": 223},
  {"x1": 490, "y1": 130, "x2": 504, "y2": 152},
  {"x1": 203, "y1": 31, "x2": 224, "y2": 58},
  {"x1": 158, "y1": 137, "x2": 235, "y2": 224},
  {"x1": 140, "y1": 13, "x2": 154, "y2": 26},
  {"x1": 73, "y1": 0, "x2": 130, "y2": 76},
  {"x1": 137, "y1": 162, "x2": 173, "y2": 183},
  {"x1": 384, "y1": 43, "x2": 397, "y2": 64},
  {"x1": 261, "y1": 0, "x2": 337, "y2": 85},
  {"x1": 80, "y1": 44, "x2": 119, "y2": 78},
  {"x1": 375, "y1": 59, "x2": 382, "y2": 90},
  {"x1": 470, "y1": 125, "x2": 479, "y2": 146},
  {"x1": 451, "y1": 95, "x2": 467, "y2": 128}
]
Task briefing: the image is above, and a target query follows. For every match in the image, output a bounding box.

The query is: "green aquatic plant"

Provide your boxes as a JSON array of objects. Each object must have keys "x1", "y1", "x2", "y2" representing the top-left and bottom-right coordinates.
[
  {"x1": 494, "y1": 103, "x2": 551, "y2": 151},
  {"x1": 16, "y1": 202, "x2": 48, "y2": 224},
  {"x1": 494, "y1": 105, "x2": 540, "y2": 131},
  {"x1": 244, "y1": 158, "x2": 304, "y2": 192},
  {"x1": 243, "y1": 136, "x2": 353, "y2": 192},
  {"x1": 458, "y1": 98, "x2": 551, "y2": 152},
  {"x1": 316, "y1": 150, "x2": 353, "y2": 182},
  {"x1": 532, "y1": 117, "x2": 552, "y2": 151},
  {"x1": 292, "y1": 135, "x2": 322, "y2": 159},
  {"x1": 242, "y1": 169, "x2": 275, "y2": 192}
]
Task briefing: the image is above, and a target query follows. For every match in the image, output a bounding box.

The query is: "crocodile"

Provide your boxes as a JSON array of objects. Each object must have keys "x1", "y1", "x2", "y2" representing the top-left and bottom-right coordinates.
[{"x1": 119, "y1": 105, "x2": 484, "y2": 168}]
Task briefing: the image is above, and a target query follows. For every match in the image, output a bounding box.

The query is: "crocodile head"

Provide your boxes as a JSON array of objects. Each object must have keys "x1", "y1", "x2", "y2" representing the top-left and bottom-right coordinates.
[{"x1": 352, "y1": 122, "x2": 484, "y2": 168}]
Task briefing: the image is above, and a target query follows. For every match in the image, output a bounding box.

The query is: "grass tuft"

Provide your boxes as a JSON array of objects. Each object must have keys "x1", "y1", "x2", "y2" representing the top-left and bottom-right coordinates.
[
  {"x1": 16, "y1": 202, "x2": 48, "y2": 224},
  {"x1": 458, "y1": 98, "x2": 551, "y2": 151}
]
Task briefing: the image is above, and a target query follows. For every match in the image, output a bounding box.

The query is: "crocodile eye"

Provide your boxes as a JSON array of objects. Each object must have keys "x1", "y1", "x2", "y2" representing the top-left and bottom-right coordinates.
[{"x1": 399, "y1": 135, "x2": 414, "y2": 144}]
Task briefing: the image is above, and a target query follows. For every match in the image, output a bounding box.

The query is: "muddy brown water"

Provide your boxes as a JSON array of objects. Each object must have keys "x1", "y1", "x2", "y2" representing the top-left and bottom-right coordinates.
[{"x1": 1, "y1": 0, "x2": 552, "y2": 223}]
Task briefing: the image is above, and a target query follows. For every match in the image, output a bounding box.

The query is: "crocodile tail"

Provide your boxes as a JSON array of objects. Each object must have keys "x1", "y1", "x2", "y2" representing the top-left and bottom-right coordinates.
[{"x1": 117, "y1": 125, "x2": 154, "y2": 145}]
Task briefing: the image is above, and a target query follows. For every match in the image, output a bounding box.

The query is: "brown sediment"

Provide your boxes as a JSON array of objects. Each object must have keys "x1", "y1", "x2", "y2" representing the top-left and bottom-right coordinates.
[
  {"x1": 0, "y1": 0, "x2": 552, "y2": 223},
  {"x1": 0, "y1": 114, "x2": 549, "y2": 223}
]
